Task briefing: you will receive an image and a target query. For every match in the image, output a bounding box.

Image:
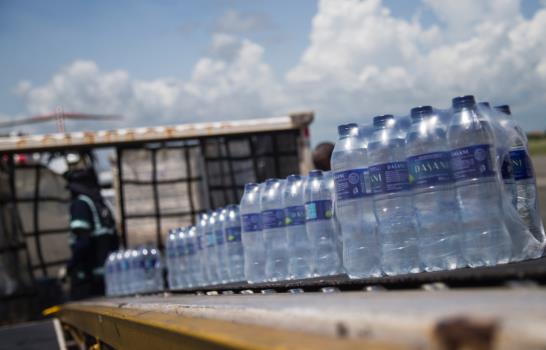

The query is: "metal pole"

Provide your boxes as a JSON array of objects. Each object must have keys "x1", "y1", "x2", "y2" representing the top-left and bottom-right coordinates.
[
  {"x1": 151, "y1": 148, "x2": 162, "y2": 249},
  {"x1": 115, "y1": 148, "x2": 128, "y2": 248}
]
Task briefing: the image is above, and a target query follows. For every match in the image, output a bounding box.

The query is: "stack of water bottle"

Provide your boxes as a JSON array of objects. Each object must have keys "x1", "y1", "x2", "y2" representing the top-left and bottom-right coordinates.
[
  {"x1": 164, "y1": 205, "x2": 246, "y2": 288},
  {"x1": 165, "y1": 172, "x2": 342, "y2": 288},
  {"x1": 327, "y1": 95, "x2": 545, "y2": 278},
  {"x1": 109, "y1": 94, "x2": 546, "y2": 293},
  {"x1": 104, "y1": 246, "x2": 163, "y2": 296}
]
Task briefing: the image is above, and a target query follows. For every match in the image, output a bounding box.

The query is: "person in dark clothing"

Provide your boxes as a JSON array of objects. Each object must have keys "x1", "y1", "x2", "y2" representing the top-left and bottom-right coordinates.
[
  {"x1": 312, "y1": 142, "x2": 335, "y2": 171},
  {"x1": 64, "y1": 152, "x2": 118, "y2": 300}
]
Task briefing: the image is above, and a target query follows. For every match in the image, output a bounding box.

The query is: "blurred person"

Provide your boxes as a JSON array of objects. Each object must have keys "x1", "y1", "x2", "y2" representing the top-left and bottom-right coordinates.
[
  {"x1": 64, "y1": 151, "x2": 118, "y2": 300},
  {"x1": 312, "y1": 142, "x2": 335, "y2": 171}
]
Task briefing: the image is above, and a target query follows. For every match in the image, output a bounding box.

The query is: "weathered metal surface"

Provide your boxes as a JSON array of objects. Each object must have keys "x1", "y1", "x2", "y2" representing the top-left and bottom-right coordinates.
[
  {"x1": 170, "y1": 257, "x2": 546, "y2": 294},
  {"x1": 58, "y1": 302, "x2": 402, "y2": 350},
  {"x1": 0, "y1": 112, "x2": 313, "y2": 152},
  {"x1": 58, "y1": 288, "x2": 546, "y2": 350}
]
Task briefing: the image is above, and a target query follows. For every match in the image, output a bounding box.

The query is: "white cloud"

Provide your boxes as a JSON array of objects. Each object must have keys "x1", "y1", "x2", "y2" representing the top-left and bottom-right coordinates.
[
  {"x1": 12, "y1": 34, "x2": 291, "y2": 133},
  {"x1": 286, "y1": 0, "x2": 546, "y2": 139},
  {"x1": 215, "y1": 10, "x2": 271, "y2": 34},
  {"x1": 5, "y1": 0, "x2": 546, "y2": 140}
]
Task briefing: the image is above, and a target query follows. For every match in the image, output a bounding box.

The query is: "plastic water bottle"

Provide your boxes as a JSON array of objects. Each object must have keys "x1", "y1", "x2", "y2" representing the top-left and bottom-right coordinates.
[
  {"x1": 196, "y1": 213, "x2": 210, "y2": 286},
  {"x1": 129, "y1": 248, "x2": 143, "y2": 293},
  {"x1": 368, "y1": 115, "x2": 421, "y2": 275},
  {"x1": 406, "y1": 106, "x2": 464, "y2": 271},
  {"x1": 478, "y1": 102, "x2": 517, "y2": 208},
  {"x1": 305, "y1": 170, "x2": 342, "y2": 276},
  {"x1": 283, "y1": 174, "x2": 313, "y2": 279},
  {"x1": 324, "y1": 171, "x2": 344, "y2": 264},
  {"x1": 174, "y1": 228, "x2": 190, "y2": 288},
  {"x1": 495, "y1": 105, "x2": 545, "y2": 245},
  {"x1": 205, "y1": 212, "x2": 220, "y2": 284},
  {"x1": 213, "y1": 208, "x2": 230, "y2": 283},
  {"x1": 117, "y1": 250, "x2": 128, "y2": 295},
  {"x1": 241, "y1": 183, "x2": 267, "y2": 283},
  {"x1": 331, "y1": 123, "x2": 381, "y2": 278},
  {"x1": 104, "y1": 252, "x2": 116, "y2": 296},
  {"x1": 223, "y1": 205, "x2": 245, "y2": 282},
  {"x1": 165, "y1": 230, "x2": 178, "y2": 289},
  {"x1": 447, "y1": 95, "x2": 512, "y2": 266},
  {"x1": 184, "y1": 226, "x2": 202, "y2": 287},
  {"x1": 141, "y1": 245, "x2": 162, "y2": 293},
  {"x1": 261, "y1": 179, "x2": 289, "y2": 281}
]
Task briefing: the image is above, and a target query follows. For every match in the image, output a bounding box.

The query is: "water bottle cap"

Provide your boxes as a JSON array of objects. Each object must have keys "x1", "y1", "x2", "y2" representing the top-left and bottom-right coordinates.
[
  {"x1": 308, "y1": 169, "x2": 323, "y2": 178},
  {"x1": 337, "y1": 123, "x2": 358, "y2": 137},
  {"x1": 478, "y1": 101, "x2": 491, "y2": 109},
  {"x1": 410, "y1": 106, "x2": 433, "y2": 121},
  {"x1": 225, "y1": 203, "x2": 238, "y2": 211},
  {"x1": 265, "y1": 178, "x2": 279, "y2": 186},
  {"x1": 373, "y1": 114, "x2": 394, "y2": 128},
  {"x1": 286, "y1": 174, "x2": 302, "y2": 182},
  {"x1": 451, "y1": 95, "x2": 476, "y2": 111},
  {"x1": 244, "y1": 183, "x2": 258, "y2": 191},
  {"x1": 494, "y1": 105, "x2": 511, "y2": 115}
]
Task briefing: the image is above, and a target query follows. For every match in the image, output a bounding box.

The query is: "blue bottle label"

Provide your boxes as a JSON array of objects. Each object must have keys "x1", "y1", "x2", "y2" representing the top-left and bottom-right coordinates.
[
  {"x1": 369, "y1": 161, "x2": 410, "y2": 194},
  {"x1": 144, "y1": 257, "x2": 157, "y2": 271},
  {"x1": 407, "y1": 151, "x2": 452, "y2": 187},
  {"x1": 196, "y1": 236, "x2": 204, "y2": 250},
  {"x1": 510, "y1": 149, "x2": 534, "y2": 181},
  {"x1": 284, "y1": 205, "x2": 306, "y2": 226},
  {"x1": 261, "y1": 209, "x2": 286, "y2": 229},
  {"x1": 175, "y1": 241, "x2": 185, "y2": 256},
  {"x1": 215, "y1": 230, "x2": 225, "y2": 245},
  {"x1": 205, "y1": 231, "x2": 215, "y2": 247},
  {"x1": 226, "y1": 226, "x2": 242, "y2": 242},
  {"x1": 186, "y1": 241, "x2": 196, "y2": 255},
  {"x1": 334, "y1": 168, "x2": 370, "y2": 200},
  {"x1": 450, "y1": 144, "x2": 496, "y2": 181},
  {"x1": 242, "y1": 213, "x2": 262, "y2": 232},
  {"x1": 501, "y1": 153, "x2": 513, "y2": 180},
  {"x1": 305, "y1": 200, "x2": 333, "y2": 221}
]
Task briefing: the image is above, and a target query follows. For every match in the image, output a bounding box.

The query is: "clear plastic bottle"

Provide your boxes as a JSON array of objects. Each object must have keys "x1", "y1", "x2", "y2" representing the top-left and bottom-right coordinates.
[
  {"x1": 196, "y1": 213, "x2": 210, "y2": 286},
  {"x1": 205, "y1": 212, "x2": 220, "y2": 285},
  {"x1": 406, "y1": 106, "x2": 464, "y2": 271},
  {"x1": 261, "y1": 179, "x2": 289, "y2": 281},
  {"x1": 214, "y1": 208, "x2": 230, "y2": 283},
  {"x1": 447, "y1": 95, "x2": 512, "y2": 266},
  {"x1": 331, "y1": 123, "x2": 381, "y2": 278},
  {"x1": 479, "y1": 102, "x2": 517, "y2": 208},
  {"x1": 305, "y1": 170, "x2": 342, "y2": 277},
  {"x1": 141, "y1": 245, "x2": 162, "y2": 293},
  {"x1": 324, "y1": 171, "x2": 344, "y2": 264},
  {"x1": 223, "y1": 205, "x2": 245, "y2": 282},
  {"x1": 185, "y1": 226, "x2": 202, "y2": 287},
  {"x1": 118, "y1": 250, "x2": 129, "y2": 295},
  {"x1": 174, "y1": 228, "x2": 189, "y2": 289},
  {"x1": 495, "y1": 105, "x2": 545, "y2": 246},
  {"x1": 283, "y1": 174, "x2": 313, "y2": 279},
  {"x1": 368, "y1": 115, "x2": 421, "y2": 275},
  {"x1": 129, "y1": 248, "x2": 143, "y2": 294},
  {"x1": 241, "y1": 183, "x2": 266, "y2": 283},
  {"x1": 104, "y1": 252, "x2": 116, "y2": 296},
  {"x1": 165, "y1": 229, "x2": 178, "y2": 289}
]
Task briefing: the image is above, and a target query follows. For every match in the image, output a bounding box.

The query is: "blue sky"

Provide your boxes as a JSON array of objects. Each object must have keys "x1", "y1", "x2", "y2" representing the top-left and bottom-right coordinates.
[
  {"x1": 0, "y1": 0, "x2": 316, "y2": 114},
  {"x1": 1, "y1": 0, "x2": 546, "y2": 141}
]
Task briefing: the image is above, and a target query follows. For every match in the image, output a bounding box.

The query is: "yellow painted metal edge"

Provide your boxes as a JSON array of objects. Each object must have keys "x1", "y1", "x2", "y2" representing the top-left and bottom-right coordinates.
[{"x1": 58, "y1": 303, "x2": 407, "y2": 350}]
